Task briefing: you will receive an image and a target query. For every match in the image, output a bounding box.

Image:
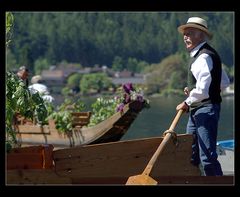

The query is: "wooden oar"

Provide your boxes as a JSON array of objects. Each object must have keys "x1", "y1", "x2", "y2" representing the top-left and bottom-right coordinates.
[{"x1": 125, "y1": 109, "x2": 184, "y2": 185}]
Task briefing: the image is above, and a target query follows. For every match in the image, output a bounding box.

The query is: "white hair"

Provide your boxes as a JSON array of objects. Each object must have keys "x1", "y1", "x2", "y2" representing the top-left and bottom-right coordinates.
[{"x1": 195, "y1": 29, "x2": 209, "y2": 42}]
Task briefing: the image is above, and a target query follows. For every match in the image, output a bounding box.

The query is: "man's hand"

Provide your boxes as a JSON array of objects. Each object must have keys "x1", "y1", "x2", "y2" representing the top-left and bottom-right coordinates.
[
  {"x1": 176, "y1": 101, "x2": 189, "y2": 112},
  {"x1": 184, "y1": 87, "x2": 189, "y2": 96}
]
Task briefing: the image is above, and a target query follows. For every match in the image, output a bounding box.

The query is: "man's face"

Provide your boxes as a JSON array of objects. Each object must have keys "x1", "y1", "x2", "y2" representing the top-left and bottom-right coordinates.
[
  {"x1": 22, "y1": 70, "x2": 29, "y2": 80},
  {"x1": 19, "y1": 70, "x2": 29, "y2": 80},
  {"x1": 183, "y1": 27, "x2": 203, "y2": 52}
]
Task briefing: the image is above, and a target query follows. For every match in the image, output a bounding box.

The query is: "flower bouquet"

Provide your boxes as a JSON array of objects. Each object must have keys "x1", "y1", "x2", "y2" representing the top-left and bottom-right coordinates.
[
  {"x1": 88, "y1": 83, "x2": 150, "y2": 126},
  {"x1": 115, "y1": 83, "x2": 150, "y2": 113}
]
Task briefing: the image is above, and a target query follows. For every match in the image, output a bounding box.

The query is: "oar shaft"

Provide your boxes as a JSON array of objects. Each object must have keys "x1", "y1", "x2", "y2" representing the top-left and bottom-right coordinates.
[{"x1": 169, "y1": 110, "x2": 183, "y2": 131}]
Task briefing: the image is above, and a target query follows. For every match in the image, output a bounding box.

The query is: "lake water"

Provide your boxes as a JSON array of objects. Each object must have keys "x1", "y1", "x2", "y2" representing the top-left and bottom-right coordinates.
[
  {"x1": 55, "y1": 94, "x2": 234, "y2": 142},
  {"x1": 120, "y1": 95, "x2": 234, "y2": 141}
]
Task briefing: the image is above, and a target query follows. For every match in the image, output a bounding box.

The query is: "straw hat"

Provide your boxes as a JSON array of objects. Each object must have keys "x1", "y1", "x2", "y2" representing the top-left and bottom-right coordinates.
[
  {"x1": 178, "y1": 17, "x2": 213, "y2": 39},
  {"x1": 31, "y1": 75, "x2": 42, "y2": 84}
]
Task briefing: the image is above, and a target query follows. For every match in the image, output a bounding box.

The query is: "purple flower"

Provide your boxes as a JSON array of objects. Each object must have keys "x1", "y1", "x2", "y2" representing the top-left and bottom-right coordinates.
[
  {"x1": 123, "y1": 83, "x2": 134, "y2": 94},
  {"x1": 116, "y1": 103, "x2": 125, "y2": 112},
  {"x1": 137, "y1": 95, "x2": 144, "y2": 102},
  {"x1": 124, "y1": 94, "x2": 131, "y2": 104}
]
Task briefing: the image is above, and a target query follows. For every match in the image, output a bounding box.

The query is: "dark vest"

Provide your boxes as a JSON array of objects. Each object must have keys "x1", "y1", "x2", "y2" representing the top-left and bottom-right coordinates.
[{"x1": 187, "y1": 43, "x2": 222, "y2": 104}]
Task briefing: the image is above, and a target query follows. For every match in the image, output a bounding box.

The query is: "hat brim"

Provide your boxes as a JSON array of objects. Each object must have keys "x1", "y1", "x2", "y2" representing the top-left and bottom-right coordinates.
[{"x1": 178, "y1": 24, "x2": 213, "y2": 40}]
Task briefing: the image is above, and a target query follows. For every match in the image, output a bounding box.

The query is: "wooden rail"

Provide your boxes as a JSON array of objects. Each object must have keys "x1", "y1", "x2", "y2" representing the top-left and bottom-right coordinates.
[{"x1": 14, "y1": 112, "x2": 92, "y2": 134}]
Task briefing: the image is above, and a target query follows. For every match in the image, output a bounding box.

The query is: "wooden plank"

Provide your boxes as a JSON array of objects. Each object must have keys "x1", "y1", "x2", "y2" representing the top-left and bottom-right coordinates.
[
  {"x1": 10, "y1": 145, "x2": 43, "y2": 153},
  {"x1": 155, "y1": 175, "x2": 234, "y2": 185},
  {"x1": 16, "y1": 125, "x2": 50, "y2": 134},
  {"x1": 42, "y1": 144, "x2": 54, "y2": 169},
  {"x1": 71, "y1": 112, "x2": 91, "y2": 127},
  {"x1": 7, "y1": 145, "x2": 54, "y2": 170},
  {"x1": 72, "y1": 119, "x2": 89, "y2": 127},
  {"x1": 6, "y1": 170, "x2": 234, "y2": 185},
  {"x1": 71, "y1": 112, "x2": 91, "y2": 117},
  {"x1": 7, "y1": 169, "x2": 72, "y2": 184},
  {"x1": 14, "y1": 114, "x2": 37, "y2": 125},
  {"x1": 53, "y1": 134, "x2": 200, "y2": 179},
  {"x1": 70, "y1": 175, "x2": 234, "y2": 185},
  {"x1": 72, "y1": 117, "x2": 89, "y2": 122},
  {"x1": 150, "y1": 134, "x2": 200, "y2": 177},
  {"x1": 7, "y1": 153, "x2": 43, "y2": 169}
]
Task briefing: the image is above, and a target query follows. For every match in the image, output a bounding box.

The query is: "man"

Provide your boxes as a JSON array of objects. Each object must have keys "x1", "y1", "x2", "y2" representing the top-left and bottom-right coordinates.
[
  {"x1": 17, "y1": 66, "x2": 29, "y2": 86},
  {"x1": 28, "y1": 75, "x2": 54, "y2": 103},
  {"x1": 176, "y1": 17, "x2": 230, "y2": 176}
]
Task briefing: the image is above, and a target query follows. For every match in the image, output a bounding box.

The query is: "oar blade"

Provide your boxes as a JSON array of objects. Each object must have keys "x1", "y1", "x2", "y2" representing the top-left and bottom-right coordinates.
[{"x1": 125, "y1": 174, "x2": 158, "y2": 185}]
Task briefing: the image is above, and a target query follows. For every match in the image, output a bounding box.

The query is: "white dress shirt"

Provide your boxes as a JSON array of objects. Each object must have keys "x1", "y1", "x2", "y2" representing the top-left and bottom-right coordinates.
[
  {"x1": 185, "y1": 42, "x2": 230, "y2": 106},
  {"x1": 29, "y1": 83, "x2": 54, "y2": 103},
  {"x1": 29, "y1": 83, "x2": 49, "y2": 95}
]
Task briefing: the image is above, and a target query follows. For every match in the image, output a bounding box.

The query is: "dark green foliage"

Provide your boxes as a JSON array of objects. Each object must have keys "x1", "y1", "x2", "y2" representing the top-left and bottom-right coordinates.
[
  {"x1": 49, "y1": 99, "x2": 85, "y2": 133},
  {"x1": 144, "y1": 53, "x2": 187, "y2": 95},
  {"x1": 67, "y1": 73, "x2": 82, "y2": 92},
  {"x1": 34, "y1": 58, "x2": 50, "y2": 75},
  {"x1": 6, "y1": 12, "x2": 234, "y2": 98},
  {"x1": 8, "y1": 12, "x2": 233, "y2": 73},
  {"x1": 80, "y1": 73, "x2": 112, "y2": 94},
  {"x1": 6, "y1": 12, "x2": 14, "y2": 47},
  {"x1": 6, "y1": 71, "x2": 48, "y2": 148}
]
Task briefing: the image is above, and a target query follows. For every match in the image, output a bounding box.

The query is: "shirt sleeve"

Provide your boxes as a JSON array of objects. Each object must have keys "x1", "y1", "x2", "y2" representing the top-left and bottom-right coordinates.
[{"x1": 185, "y1": 53, "x2": 212, "y2": 106}]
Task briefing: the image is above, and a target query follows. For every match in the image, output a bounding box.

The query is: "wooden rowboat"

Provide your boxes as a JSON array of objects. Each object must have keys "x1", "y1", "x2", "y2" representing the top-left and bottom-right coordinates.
[
  {"x1": 14, "y1": 101, "x2": 144, "y2": 148},
  {"x1": 6, "y1": 134, "x2": 234, "y2": 185}
]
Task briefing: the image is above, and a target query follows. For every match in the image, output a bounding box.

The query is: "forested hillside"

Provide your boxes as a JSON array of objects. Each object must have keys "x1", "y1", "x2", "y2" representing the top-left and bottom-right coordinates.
[{"x1": 7, "y1": 12, "x2": 234, "y2": 74}]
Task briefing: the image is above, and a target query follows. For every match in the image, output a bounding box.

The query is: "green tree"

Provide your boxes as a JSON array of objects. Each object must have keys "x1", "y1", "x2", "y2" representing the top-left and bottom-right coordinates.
[
  {"x1": 80, "y1": 73, "x2": 112, "y2": 94},
  {"x1": 126, "y1": 57, "x2": 138, "y2": 73},
  {"x1": 67, "y1": 73, "x2": 82, "y2": 92},
  {"x1": 10, "y1": 12, "x2": 234, "y2": 75},
  {"x1": 6, "y1": 12, "x2": 14, "y2": 48},
  {"x1": 144, "y1": 53, "x2": 187, "y2": 95},
  {"x1": 6, "y1": 48, "x2": 18, "y2": 71},
  {"x1": 34, "y1": 57, "x2": 50, "y2": 75},
  {"x1": 112, "y1": 56, "x2": 124, "y2": 71}
]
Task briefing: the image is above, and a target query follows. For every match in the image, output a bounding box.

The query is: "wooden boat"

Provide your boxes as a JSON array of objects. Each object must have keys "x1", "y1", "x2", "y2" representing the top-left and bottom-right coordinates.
[
  {"x1": 6, "y1": 134, "x2": 234, "y2": 185},
  {"x1": 217, "y1": 139, "x2": 234, "y2": 175},
  {"x1": 14, "y1": 101, "x2": 144, "y2": 148}
]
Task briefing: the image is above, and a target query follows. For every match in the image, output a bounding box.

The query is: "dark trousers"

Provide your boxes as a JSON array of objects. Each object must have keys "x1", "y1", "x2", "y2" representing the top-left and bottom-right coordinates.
[{"x1": 187, "y1": 103, "x2": 223, "y2": 176}]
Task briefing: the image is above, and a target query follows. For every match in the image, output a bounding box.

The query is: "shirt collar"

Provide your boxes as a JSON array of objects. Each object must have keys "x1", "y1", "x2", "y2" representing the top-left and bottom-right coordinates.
[{"x1": 190, "y1": 41, "x2": 207, "y2": 57}]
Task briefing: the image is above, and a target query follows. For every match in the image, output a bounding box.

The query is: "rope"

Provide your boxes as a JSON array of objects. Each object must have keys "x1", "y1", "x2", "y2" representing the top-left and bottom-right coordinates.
[{"x1": 162, "y1": 129, "x2": 178, "y2": 145}]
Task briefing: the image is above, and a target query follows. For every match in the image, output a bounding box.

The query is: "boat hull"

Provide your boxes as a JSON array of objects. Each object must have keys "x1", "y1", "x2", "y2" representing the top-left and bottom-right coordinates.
[
  {"x1": 7, "y1": 169, "x2": 233, "y2": 185},
  {"x1": 7, "y1": 134, "x2": 234, "y2": 185},
  {"x1": 15, "y1": 101, "x2": 143, "y2": 148}
]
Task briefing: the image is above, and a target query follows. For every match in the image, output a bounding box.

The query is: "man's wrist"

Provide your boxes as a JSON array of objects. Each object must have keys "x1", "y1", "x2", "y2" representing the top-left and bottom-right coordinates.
[{"x1": 185, "y1": 99, "x2": 192, "y2": 106}]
